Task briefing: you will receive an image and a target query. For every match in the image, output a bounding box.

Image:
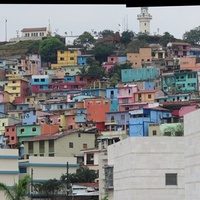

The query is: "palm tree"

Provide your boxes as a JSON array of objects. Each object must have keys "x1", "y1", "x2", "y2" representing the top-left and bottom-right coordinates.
[{"x1": 0, "y1": 174, "x2": 31, "y2": 200}]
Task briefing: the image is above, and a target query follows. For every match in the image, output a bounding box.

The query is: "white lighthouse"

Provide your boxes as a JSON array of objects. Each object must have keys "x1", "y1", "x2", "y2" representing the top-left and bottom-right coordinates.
[{"x1": 137, "y1": 7, "x2": 152, "y2": 35}]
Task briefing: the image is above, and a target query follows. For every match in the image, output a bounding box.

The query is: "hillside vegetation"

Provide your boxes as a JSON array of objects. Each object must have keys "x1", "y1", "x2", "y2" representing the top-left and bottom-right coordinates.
[{"x1": 0, "y1": 40, "x2": 40, "y2": 58}]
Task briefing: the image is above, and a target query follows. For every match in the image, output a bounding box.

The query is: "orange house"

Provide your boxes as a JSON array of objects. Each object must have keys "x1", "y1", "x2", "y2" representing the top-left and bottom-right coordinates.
[
  {"x1": 84, "y1": 98, "x2": 110, "y2": 122},
  {"x1": 40, "y1": 124, "x2": 60, "y2": 135},
  {"x1": 5, "y1": 125, "x2": 18, "y2": 148}
]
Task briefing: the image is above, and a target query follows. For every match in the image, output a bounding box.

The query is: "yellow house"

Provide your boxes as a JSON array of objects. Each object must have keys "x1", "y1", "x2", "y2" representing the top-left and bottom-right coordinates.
[
  {"x1": 134, "y1": 89, "x2": 157, "y2": 103},
  {"x1": 127, "y1": 47, "x2": 152, "y2": 68},
  {"x1": 4, "y1": 76, "x2": 29, "y2": 102},
  {"x1": 51, "y1": 49, "x2": 79, "y2": 69}
]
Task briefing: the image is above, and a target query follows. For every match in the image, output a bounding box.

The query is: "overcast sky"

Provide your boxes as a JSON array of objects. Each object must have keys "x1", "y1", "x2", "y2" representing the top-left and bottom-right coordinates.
[{"x1": 0, "y1": 4, "x2": 200, "y2": 42}]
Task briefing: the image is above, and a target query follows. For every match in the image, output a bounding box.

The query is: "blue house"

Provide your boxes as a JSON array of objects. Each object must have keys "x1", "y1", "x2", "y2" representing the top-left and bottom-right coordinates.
[
  {"x1": 155, "y1": 93, "x2": 190, "y2": 103},
  {"x1": 129, "y1": 107, "x2": 172, "y2": 137},
  {"x1": 77, "y1": 55, "x2": 93, "y2": 65},
  {"x1": 15, "y1": 103, "x2": 37, "y2": 125},
  {"x1": 105, "y1": 87, "x2": 118, "y2": 111},
  {"x1": 105, "y1": 111, "x2": 129, "y2": 131},
  {"x1": 22, "y1": 109, "x2": 37, "y2": 125},
  {"x1": 64, "y1": 75, "x2": 75, "y2": 82},
  {"x1": 31, "y1": 75, "x2": 50, "y2": 85},
  {"x1": 81, "y1": 88, "x2": 106, "y2": 97},
  {"x1": 75, "y1": 108, "x2": 87, "y2": 127},
  {"x1": 41, "y1": 101, "x2": 76, "y2": 112},
  {"x1": 190, "y1": 47, "x2": 200, "y2": 57}
]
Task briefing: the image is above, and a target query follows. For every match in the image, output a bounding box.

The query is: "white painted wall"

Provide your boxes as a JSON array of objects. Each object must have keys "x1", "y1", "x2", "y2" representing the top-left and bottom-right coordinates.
[{"x1": 107, "y1": 137, "x2": 185, "y2": 200}]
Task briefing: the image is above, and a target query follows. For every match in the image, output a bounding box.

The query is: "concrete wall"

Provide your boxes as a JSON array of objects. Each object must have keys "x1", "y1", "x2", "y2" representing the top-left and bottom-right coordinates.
[
  {"x1": 184, "y1": 108, "x2": 200, "y2": 200},
  {"x1": 107, "y1": 137, "x2": 185, "y2": 200}
]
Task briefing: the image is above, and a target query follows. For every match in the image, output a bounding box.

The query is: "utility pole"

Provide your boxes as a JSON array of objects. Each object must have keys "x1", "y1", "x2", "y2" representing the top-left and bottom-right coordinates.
[
  {"x1": 31, "y1": 168, "x2": 33, "y2": 200},
  {"x1": 66, "y1": 162, "x2": 69, "y2": 200},
  {"x1": 5, "y1": 19, "x2": 7, "y2": 42}
]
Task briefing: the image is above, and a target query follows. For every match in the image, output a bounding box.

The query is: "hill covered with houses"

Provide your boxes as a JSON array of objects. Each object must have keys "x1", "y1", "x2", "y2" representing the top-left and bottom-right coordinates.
[{"x1": 1, "y1": 27, "x2": 200, "y2": 199}]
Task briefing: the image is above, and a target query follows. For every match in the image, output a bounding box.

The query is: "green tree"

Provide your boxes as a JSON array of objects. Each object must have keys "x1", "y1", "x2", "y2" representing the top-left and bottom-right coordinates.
[
  {"x1": 163, "y1": 123, "x2": 184, "y2": 136},
  {"x1": 159, "y1": 32, "x2": 176, "y2": 47},
  {"x1": 123, "y1": 39, "x2": 148, "y2": 54},
  {"x1": 87, "y1": 64, "x2": 106, "y2": 79},
  {"x1": 86, "y1": 57, "x2": 96, "y2": 66},
  {"x1": 99, "y1": 29, "x2": 114, "y2": 37},
  {"x1": 73, "y1": 31, "x2": 96, "y2": 46},
  {"x1": 61, "y1": 166, "x2": 98, "y2": 184},
  {"x1": 76, "y1": 66, "x2": 89, "y2": 76},
  {"x1": 183, "y1": 26, "x2": 200, "y2": 45},
  {"x1": 27, "y1": 40, "x2": 41, "y2": 54},
  {"x1": 39, "y1": 37, "x2": 65, "y2": 67},
  {"x1": 93, "y1": 43, "x2": 115, "y2": 63},
  {"x1": 0, "y1": 175, "x2": 31, "y2": 200},
  {"x1": 120, "y1": 30, "x2": 135, "y2": 45}
]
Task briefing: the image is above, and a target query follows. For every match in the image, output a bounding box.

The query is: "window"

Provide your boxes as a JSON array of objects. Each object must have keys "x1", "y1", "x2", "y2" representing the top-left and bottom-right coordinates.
[
  {"x1": 83, "y1": 143, "x2": 87, "y2": 148},
  {"x1": 39, "y1": 141, "x2": 45, "y2": 153},
  {"x1": 86, "y1": 153, "x2": 94, "y2": 164},
  {"x1": 148, "y1": 94, "x2": 152, "y2": 99},
  {"x1": 32, "y1": 127, "x2": 36, "y2": 132},
  {"x1": 20, "y1": 128, "x2": 25, "y2": 134},
  {"x1": 165, "y1": 173, "x2": 177, "y2": 185},
  {"x1": 28, "y1": 141, "x2": 33, "y2": 153},
  {"x1": 49, "y1": 140, "x2": 54, "y2": 152},
  {"x1": 105, "y1": 166, "x2": 113, "y2": 189},
  {"x1": 19, "y1": 167, "x2": 27, "y2": 173},
  {"x1": 121, "y1": 115, "x2": 125, "y2": 120},
  {"x1": 152, "y1": 130, "x2": 157, "y2": 136},
  {"x1": 69, "y1": 142, "x2": 73, "y2": 148}
]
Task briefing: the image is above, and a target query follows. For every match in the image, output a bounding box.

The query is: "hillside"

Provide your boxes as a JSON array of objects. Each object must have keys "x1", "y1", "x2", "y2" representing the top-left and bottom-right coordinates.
[{"x1": 0, "y1": 40, "x2": 40, "y2": 58}]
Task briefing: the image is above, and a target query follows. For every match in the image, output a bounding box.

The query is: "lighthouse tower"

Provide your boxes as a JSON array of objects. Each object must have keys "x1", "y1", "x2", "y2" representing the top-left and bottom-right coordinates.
[{"x1": 137, "y1": 7, "x2": 152, "y2": 35}]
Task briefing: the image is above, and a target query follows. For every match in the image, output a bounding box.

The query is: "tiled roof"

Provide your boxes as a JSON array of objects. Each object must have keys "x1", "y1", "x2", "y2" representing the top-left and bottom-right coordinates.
[
  {"x1": 23, "y1": 129, "x2": 79, "y2": 142},
  {"x1": 21, "y1": 27, "x2": 47, "y2": 32}
]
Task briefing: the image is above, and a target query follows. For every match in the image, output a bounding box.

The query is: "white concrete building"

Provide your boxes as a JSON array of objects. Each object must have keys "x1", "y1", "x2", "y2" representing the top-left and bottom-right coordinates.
[
  {"x1": 0, "y1": 149, "x2": 19, "y2": 200},
  {"x1": 102, "y1": 137, "x2": 185, "y2": 200},
  {"x1": 184, "y1": 108, "x2": 200, "y2": 200}
]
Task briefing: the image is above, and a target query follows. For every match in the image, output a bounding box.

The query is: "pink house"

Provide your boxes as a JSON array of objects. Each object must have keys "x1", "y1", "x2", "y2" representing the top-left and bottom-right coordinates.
[
  {"x1": 107, "y1": 56, "x2": 118, "y2": 63},
  {"x1": 102, "y1": 62, "x2": 114, "y2": 73},
  {"x1": 118, "y1": 85, "x2": 138, "y2": 105}
]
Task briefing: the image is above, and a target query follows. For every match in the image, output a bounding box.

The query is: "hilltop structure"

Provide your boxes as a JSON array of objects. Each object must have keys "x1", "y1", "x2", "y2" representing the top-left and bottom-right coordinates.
[{"x1": 137, "y1": 7, "x2": 152, "y2": 35}]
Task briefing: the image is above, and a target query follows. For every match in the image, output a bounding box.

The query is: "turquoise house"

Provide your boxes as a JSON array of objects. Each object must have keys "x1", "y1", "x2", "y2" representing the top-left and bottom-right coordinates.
[
  {"x1": 121, "y1": 67, "x2": 160, "y2": 83},
  {"x1": 162, "y1": 70, "x2": 199, "y2": 94}
]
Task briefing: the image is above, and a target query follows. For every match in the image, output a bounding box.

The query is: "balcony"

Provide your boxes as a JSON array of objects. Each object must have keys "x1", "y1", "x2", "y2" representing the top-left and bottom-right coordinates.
[
  {"x1": 99, "y1": 130, "x2": 127, "y2": 139},
  {"x1": 104, "y1": 120, "x2": 118, "y2": 125}
]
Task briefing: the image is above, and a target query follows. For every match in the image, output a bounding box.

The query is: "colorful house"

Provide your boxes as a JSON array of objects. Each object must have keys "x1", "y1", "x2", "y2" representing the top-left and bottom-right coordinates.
[
  {"x1": 126, "y1": 47, "x2": 152, "y2": 68},
  {"x1": 22, "y1": 129, "x2": 96, "y2": 158},
  {"x1": 162, "y1": 69, "x2": 199, "y2": 94},
  {"x1": 121, "y1": 67, "x2": 160, "y2": 83},
  {"x1": 105, "y1": 87, "x2": 118, "y2": 112},
  {"x1": 51, "y1": 49, "x2": 79, "y2": 69},
  {"x1": 4, "y1": 76, "x2": 30, "y2": 102},
  {"x1": 129, "y1": 107, "x2": 172, "y2": 137},
  {"x1": 84, "y1": 98, "x2": 110, "y2": 123}
]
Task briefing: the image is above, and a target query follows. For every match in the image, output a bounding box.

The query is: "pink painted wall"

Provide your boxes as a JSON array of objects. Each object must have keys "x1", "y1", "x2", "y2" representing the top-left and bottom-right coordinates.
[{"x1": 102, "y1": 62, "x2": 114, "y2": 73}]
